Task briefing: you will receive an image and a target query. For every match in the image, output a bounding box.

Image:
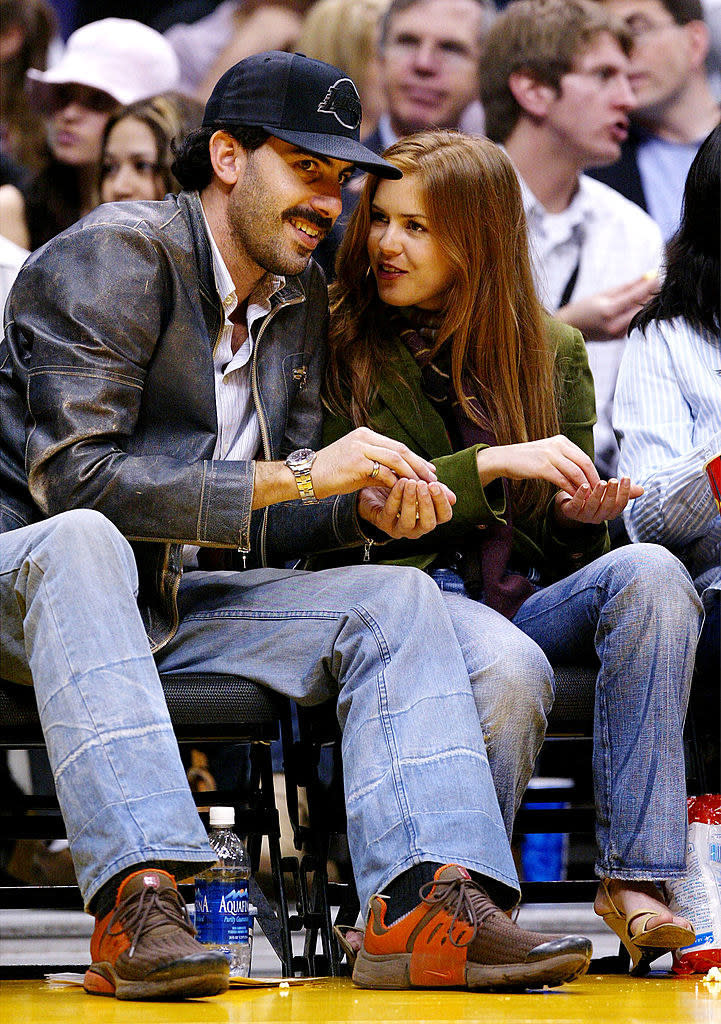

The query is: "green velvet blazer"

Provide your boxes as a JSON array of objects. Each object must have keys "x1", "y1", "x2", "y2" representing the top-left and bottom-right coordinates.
[{"x1": 321, "y1": 317, "x2": 609, "y2": 583}]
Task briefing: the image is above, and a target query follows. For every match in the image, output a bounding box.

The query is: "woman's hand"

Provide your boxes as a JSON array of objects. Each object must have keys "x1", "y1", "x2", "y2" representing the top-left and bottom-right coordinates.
[
  {"x1": 357, "y1": 478, "x2": 456, "y2": 540},
  {"x1": 312, "y1": 427, "x2": 439, "y2": 499},
  {"x1": 554, "y1": 476, "x2": 644, "y2": 527},
  {"x1": 476, "y1": 435, "x2": 601, "y2": 494}
]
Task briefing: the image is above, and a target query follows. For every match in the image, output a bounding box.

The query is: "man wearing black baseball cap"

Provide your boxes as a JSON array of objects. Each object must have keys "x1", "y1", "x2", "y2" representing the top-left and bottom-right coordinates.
[{"x1": 1, "y1": 51, "x2": 591, "y2": 999}]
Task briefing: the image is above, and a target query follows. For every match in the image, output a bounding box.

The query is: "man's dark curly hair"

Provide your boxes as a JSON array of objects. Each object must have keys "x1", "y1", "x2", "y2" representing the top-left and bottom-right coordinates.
[{"x1": 171, "y1": 125, "x2": 269, "y2": 191}]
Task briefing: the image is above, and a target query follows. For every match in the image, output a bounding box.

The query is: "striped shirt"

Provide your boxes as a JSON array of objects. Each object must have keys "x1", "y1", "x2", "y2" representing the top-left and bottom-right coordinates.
[
  {"x1": 184, "y1": 202, "x2": 284, "y2": 567},
  {"x1": 614, "y1": 316, "x2": 721, "y2": 599},
  {"x1": 200, "y1": 202, "x2": 284, "y2": 464}
]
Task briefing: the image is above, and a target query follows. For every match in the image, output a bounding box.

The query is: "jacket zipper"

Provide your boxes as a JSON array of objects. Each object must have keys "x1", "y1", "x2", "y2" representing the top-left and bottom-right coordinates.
[{"x1": 243, "y1": 294, "x2": 304, "y2": 568}]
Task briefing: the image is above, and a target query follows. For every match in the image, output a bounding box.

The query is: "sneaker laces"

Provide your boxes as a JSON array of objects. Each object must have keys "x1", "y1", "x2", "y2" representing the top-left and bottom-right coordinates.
[
  {"x1": 418, "y1": 875, "x2": 500, "y2": 949},
  {"x1": 107, "y1": 883, "x2": 195, "y2": 958}
]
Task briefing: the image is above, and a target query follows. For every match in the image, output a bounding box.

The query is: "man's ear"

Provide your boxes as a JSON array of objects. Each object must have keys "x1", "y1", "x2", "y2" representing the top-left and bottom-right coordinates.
[
  {"x1": 208, "y1": 131, "x2": 247, "y2": 187},
  {"x1": 508, "y1": 69, "x2": 557, "y2": 119},
  {"x1": 684, "y1": 19, "x2": 710, "y2": 72}
]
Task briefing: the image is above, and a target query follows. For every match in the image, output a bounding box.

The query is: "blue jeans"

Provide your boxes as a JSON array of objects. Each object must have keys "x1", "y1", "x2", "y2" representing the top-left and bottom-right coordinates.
[
  {"x1": 433, "y1": 544, "x2": 702, "y2": 881},
  {"x1": 1, "y1": 512, "x2": 519, "y2": 913},
  {"x1": 512, "y1": 545, "x2": 701, "y2": 880},
  {"x1": 0, "y1": 511, "x2": 214, "y2": 907},
  {"x1": 431, "y1": 571, "x2": 553, "y2": 836},
  {"x1": 156, "y1": 563, "x2": 519, "y2": 912}
]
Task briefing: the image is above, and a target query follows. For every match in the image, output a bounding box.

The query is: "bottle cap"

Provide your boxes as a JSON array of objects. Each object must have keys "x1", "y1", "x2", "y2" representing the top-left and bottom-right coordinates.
[{"x1": 209, "y1": 806, "x2": 235, "y2": 827}]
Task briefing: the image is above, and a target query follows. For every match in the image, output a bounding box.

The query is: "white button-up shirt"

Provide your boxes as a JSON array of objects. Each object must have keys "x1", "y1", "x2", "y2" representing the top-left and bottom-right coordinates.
[
  {"x1": 516, "y1": 171, "x2": 664, "y2": 478},
  {"x1": 184, "y1": 202, "x2": 284, "y2": 567},
  {"x1": 200, "y1": 202, "x2": 284, "y2": 463}
]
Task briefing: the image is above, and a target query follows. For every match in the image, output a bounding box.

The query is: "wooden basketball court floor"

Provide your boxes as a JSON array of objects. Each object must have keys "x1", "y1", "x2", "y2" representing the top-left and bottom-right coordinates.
[{"x1": 2, "y1": 972, "x2": 718, "y2": 1023}]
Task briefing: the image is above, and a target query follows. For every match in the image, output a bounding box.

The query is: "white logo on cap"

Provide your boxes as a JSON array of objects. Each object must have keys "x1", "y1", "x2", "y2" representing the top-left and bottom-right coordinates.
[{"x1": 317, "y1": 78, "x2": 361, "y2": 131}]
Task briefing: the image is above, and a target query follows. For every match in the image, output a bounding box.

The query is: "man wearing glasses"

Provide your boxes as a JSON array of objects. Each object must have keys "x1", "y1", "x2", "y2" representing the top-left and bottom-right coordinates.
[{"x1": 590, "y1": 0, "x2": 720, "y2": 240}]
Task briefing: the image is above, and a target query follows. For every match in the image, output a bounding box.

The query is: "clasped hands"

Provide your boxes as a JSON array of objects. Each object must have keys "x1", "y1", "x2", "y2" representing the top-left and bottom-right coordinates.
[{"x1": 312, "y1": 427, "x2": 456, "y2": 540}]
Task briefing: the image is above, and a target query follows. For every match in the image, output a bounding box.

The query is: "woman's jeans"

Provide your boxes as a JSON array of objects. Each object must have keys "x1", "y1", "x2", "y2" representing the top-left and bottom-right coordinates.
[
  {"x1": 435, "y1": 544, "x2": 703, "y2": 881},
  {"x1": 0, "y1": 510, "x2": 519, "y2": 913}
]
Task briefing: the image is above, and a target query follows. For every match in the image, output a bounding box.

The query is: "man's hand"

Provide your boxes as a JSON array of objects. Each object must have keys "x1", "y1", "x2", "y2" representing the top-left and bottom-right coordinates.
[
  {"x1": 311, "y1": 427, "x2": 439, "y2": 499},
  {"x1": 554, "y1": 476, "x2": 644, "y2": 527},
  {"x1": 358, "y1": 478, "x2": 456, "y2": 540},
  {"x1": 556, "y1": 273, "x2": 658, "y2": 340},
  {"x1": 252, "y1": 428, "x2": 439, "y2": 510}
]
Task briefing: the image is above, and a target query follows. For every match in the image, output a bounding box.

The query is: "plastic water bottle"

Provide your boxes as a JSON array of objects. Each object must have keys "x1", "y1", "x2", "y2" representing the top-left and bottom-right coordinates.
[{"x1": 194, "y1": 806, "x2": 252, "y2": 977}]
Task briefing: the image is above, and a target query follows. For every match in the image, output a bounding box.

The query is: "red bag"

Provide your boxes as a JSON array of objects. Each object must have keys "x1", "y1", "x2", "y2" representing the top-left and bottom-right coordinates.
[{"x1": 665, "y1": 795, "x2": 721, "y2": 975}]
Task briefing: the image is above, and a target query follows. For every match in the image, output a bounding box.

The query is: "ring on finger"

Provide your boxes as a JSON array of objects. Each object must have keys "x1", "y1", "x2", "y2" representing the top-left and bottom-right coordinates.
[{"x1": 370, "y1": 460, "x2": 380, "y2": 479}]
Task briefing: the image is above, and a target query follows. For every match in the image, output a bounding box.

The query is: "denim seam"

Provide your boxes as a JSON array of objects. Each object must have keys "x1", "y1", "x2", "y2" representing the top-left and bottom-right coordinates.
[
  {"x1": 34, "y1": 567, "x2": 153, "y2": 845},
  {"x1": 51, "y1": 722, "x2": 177, "y2": 784},
  {"x1": 353, "y1": 604, "x2": 421, "y2": 860}
]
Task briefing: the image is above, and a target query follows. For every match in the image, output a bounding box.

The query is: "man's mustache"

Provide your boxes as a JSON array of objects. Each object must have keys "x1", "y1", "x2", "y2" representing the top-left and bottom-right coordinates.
[{"x1": 283, "y1": 206, "x2": 333, "y2": 235}]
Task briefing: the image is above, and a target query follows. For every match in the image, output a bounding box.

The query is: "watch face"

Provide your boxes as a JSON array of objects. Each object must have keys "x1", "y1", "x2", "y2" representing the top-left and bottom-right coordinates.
[{"x1": 286, "y1": 448, "x2": 315, "y2": 470}]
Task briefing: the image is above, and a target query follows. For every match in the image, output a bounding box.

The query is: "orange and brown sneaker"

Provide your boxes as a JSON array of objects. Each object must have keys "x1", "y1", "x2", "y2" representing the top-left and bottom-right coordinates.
[
  {"x1": 352, "y1": 864, "x2": 592, "y2": 990},
  {"x1": 83, "y1": 869, "x2": 229, "y2": 1000}
]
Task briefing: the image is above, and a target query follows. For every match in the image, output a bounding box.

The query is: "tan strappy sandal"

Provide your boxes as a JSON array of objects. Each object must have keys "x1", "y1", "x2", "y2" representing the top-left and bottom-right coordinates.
[
  {"x1": 333, "y1": 924, "x2": 364, "y2": 968},
  {"x1": 597, "y1": 878, "x2": 695, "y2": 976}
]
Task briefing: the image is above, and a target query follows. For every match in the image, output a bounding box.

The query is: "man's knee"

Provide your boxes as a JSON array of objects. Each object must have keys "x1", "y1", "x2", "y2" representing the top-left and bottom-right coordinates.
[{"x1": 45, "y1": 509, "x2": 137, "y2": 583}]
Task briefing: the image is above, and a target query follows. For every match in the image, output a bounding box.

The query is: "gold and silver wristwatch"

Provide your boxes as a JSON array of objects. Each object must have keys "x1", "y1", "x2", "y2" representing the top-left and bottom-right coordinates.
[{"x1": 284, "y1": 448, "x2": 319, "y2": 504}]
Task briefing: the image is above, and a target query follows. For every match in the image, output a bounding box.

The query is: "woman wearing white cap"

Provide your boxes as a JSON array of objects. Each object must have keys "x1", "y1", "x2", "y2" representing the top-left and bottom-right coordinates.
[{"x1": 0, "y1": 18, "x2": 179, "y2": 251}]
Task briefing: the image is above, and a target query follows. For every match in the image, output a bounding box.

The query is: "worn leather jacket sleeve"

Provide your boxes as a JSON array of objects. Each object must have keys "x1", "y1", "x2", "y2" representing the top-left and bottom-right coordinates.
[
  {"x1": 9, "y1": 222, "x2": 254, "y2": 546},
  {"x1": 251, "y1": 281, "x2": 369, "y2": 562}
]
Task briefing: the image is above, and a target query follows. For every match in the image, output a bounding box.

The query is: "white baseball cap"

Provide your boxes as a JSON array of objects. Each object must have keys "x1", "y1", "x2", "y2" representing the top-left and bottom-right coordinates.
[{"x1": 26, "y1": 18, "x2": 180, "y2": 109}]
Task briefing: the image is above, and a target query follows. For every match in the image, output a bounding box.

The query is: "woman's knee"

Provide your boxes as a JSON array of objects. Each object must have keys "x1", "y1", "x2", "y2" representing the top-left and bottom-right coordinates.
[
  {"x1": 605, "y1": 543, "x2": 700, "y2": 605},
  {"x1": 474, "y1": 631, "x2": 554, "y2": 727}
]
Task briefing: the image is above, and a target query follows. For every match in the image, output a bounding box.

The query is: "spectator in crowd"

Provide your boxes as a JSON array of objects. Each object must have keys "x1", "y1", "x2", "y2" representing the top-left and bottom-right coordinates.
[
  {"x1": 0, "y1": 234, "x2": 27, "y2": 314},
  {"x1": 296, "y1": 0, "x2": 391, "y2": 138},
  {"x1": 165, "y1": 0, "x2": 310, "y2": 101},
  {"x1": 323, "y1": 128, "x2": 700, "y2": 977},
  {"x1": 615, "y1": 124, "x2": 720, "y2": 766},
  {"x1": 480, "y1": 0, "x2": 664, "y2": 483},
  {"x1": 590, "y1": 0, "x2": 721, "y2": 240},
  {"x1": 0, "y1": 51, "x2": 594, "y2": 994},
  {"x1": 0, "y1": 0, "x2": 58, "y2": 179},
  {"x1": 0, "y1": 18, "x2": 179, "y2": 250},
  {"x1": 314, "y1": 0, "x2": 495, "y2": 276},
  {"x1": 99, "y1": 93, "x2": 204, "y2": 204},
  {"x1": 365, "y1": 0, "x2": 496, "y2": 153}
]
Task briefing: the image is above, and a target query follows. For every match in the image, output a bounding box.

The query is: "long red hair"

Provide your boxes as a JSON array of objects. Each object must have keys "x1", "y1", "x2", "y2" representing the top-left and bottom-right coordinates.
[{"x1": 325, "y1": 130, "x2": 559, "y2": 516}]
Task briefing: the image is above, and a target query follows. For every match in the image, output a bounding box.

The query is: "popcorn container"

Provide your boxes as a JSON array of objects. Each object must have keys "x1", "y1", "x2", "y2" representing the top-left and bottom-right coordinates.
[{"x1": 704, "y1": 452, "x2": 721, "y2": 515}]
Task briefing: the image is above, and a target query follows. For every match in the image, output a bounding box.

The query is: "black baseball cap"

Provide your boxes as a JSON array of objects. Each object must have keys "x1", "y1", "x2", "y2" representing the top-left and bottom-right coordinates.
[{"x1": 202, "y1": 50, "x2": 402, "y2": 179}]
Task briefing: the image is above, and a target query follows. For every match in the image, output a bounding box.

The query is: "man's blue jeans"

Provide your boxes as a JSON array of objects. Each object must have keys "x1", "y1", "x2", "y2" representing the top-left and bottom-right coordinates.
[
  {"x1": 0, "y1": 511, "x2": 214, "y2": 906},
  {"x1": 435, "y1": 544, "x2": 702, "y2": 881},
  {"x1": 1, "y1": 511, "x2": 520, "y2": 913}
]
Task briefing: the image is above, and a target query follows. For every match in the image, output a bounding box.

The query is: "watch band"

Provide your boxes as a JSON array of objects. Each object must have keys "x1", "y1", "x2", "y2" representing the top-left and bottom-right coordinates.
[
  {"x1": 293, "y1": 469, "x2": 318, "y2": 505},
  {"x1": 285, "y1": 449, "x2": 319, "y2": 505}
]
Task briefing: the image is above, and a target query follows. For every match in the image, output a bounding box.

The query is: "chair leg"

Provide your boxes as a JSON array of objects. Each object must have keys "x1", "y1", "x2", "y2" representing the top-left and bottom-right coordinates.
[{"x1": 246, "y1": 742, "x2": 295, "y2": 975}]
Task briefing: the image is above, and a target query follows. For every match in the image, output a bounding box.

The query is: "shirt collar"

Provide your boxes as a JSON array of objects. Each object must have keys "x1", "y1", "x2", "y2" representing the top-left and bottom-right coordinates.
[
  {"x1": 198, "y1": 195, "x2": 284, "y2": 319},
  {"x1": 377, "y1": 114, "x2": 399, "y2": 151},
  {"x1": 517, "y1": 170, "x2": 596, "y2": 234}
]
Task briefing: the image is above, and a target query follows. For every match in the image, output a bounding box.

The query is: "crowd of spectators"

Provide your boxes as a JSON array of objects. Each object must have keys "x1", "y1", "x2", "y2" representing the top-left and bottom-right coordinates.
[{"x1": 0, "y1": 0, "x2": 718, "y2": 1002}]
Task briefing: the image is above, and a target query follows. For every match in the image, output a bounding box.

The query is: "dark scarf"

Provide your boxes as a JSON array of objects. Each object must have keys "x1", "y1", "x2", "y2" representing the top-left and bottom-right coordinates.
[{"x1": 387, "y1": 305, "x2": 535, "y2": 619}]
